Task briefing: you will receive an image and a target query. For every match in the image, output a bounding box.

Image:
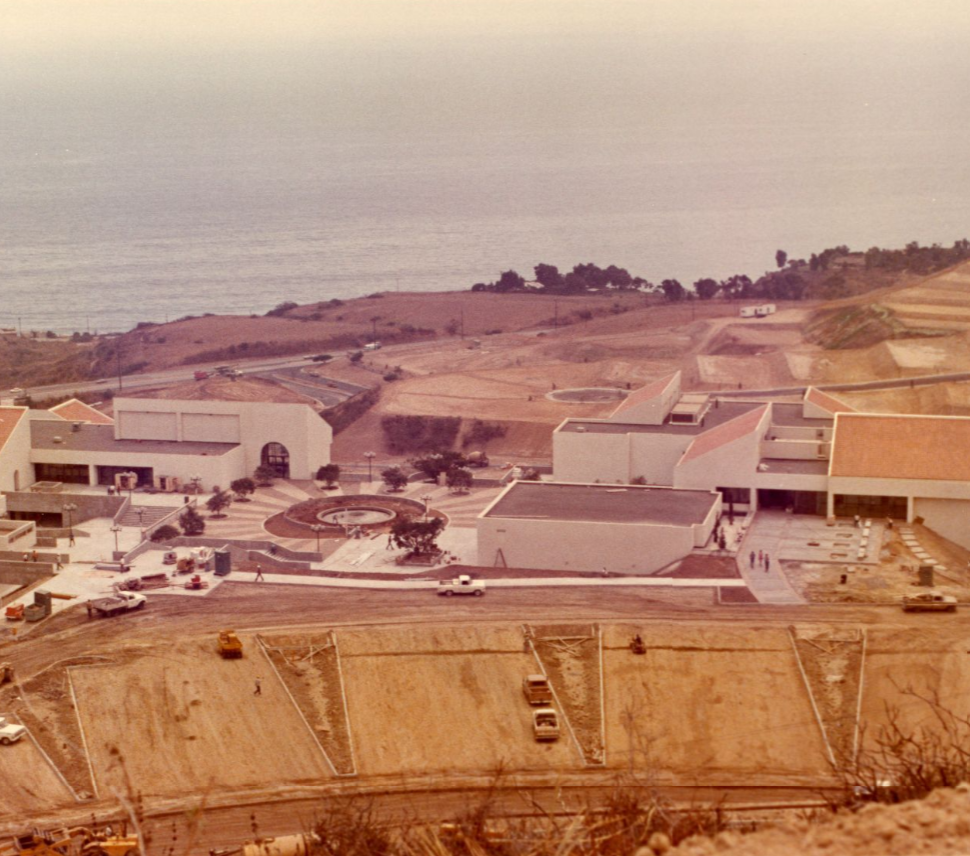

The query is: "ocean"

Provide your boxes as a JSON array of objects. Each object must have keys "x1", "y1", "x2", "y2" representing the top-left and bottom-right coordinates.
[{"x1": 2, "y1": 20, "x2": 969, "y2": 334}]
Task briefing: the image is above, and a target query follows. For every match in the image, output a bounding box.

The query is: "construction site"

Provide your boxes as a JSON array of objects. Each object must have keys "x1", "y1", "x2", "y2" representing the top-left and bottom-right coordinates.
[{"x1": 6, "y1": 263, "x2": 970, "y2": 852}]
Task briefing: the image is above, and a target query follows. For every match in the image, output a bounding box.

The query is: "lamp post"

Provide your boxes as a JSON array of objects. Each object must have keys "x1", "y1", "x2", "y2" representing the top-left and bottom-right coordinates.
[
  {"x1": 191, "y1": 474, "x2": 202, "y2": 495},
  {"x1": 110, "y1": 523, "x2": 122, "y2": 555},
  {"x1": 136, "y1": 506, "x2": 146, "y2": 538},
  {"x1": 364, "y1": 451, "x2": 376, "y2": 484},
  {"x1": 62, "y1": 502, "x2": 78, "y2": 546},
  {"x1": 311, "y1": 523, "x2": 324, "y2": 553},
  {"x1": 422, "y1": 494, "x2": 433, "y2": 521}
]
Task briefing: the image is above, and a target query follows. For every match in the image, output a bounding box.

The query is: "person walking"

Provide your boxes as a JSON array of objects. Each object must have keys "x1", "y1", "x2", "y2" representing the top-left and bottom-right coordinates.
[
  {"x1": 254, "y1": 677, "x2": 262, "y2": 696},
  {"x1": 764, "y1": 554, "x2": 771, "y2": 573},
  {"x1": 757, "y1": 549, "x2": 763, "y2": 566},
  {"x1": 749, "y1": 550, "x2": 755, "y2": 569},
  {"x1": 255, "y1": 564, "x2": 264, "y2": 582}
]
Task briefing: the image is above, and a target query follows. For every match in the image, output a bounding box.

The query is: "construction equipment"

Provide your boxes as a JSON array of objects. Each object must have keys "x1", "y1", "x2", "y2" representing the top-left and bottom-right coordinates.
[
  {"x1": 185, "y1": 575, "x2": 208, "y2": 591},
  {"x1": 209, "y1": 833, "x2": 320, "y2": 856},
  {"x1": 0, "y1": 663, "x2": 14, "y2": 685},
  {"x1": 24, "y1": 591, "x2": 52, "y2": 623},
  {"x1": 5, "y1": 604, "x2": 24, "y2": 622},
  {"x1": 522, "y1": 674, "x2": 552, "y2": 705},
  {"x1": 533, "y1": 707, "x2": 561, "y2": 742},
  {"x1": 162, "y1": 550, "x2": 178, "y2": 565},
  {"x1": 87, "y1": 591, "x2": 146, "y2": 618},
  {"x1": 176, "y1": 556, "x2": 196, "y2": 574},
  {"x1": 630, "y1": 634, "x2": 646, "y2": 655},
  {"x1": 217, "y1": 629, "x2": 243, "y2": 659},
  {"x1": 2, "y1": 825, "x2": 139, "y2": 856},
  {"x1": 1, "y1": 828, "x2": 73, "y2": 856}
]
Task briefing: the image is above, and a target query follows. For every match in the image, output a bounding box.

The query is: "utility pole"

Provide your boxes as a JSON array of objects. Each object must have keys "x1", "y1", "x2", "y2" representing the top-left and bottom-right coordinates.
[{"x1": 117, "y1": 346, "x2": 123, "y2": 390}]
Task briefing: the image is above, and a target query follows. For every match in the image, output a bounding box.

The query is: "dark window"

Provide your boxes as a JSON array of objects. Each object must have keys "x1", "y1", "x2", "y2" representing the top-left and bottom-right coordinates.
[{"x1": 261, "y1": 442, "x2": 290, "y2": 478}]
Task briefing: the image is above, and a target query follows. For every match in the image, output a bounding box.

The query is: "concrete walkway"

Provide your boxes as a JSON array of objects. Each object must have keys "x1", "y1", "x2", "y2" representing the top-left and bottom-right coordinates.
[{"x1": 737, "y1": 512, "x2": 805, "y2": 604}]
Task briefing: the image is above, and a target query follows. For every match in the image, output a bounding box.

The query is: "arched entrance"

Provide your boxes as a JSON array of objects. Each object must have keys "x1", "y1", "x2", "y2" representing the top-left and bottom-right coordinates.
[{"x1": 261, "y1": 442, "x2": 290, "y2": 479}]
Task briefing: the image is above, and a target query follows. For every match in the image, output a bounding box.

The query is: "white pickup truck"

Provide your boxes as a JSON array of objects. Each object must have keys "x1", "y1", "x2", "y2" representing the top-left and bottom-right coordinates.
[
  {"x1": 0, "y1": 716, "x2": 26, "y2": 745},
  {"x1": 88, "y1": 591, "x2": 147, "y2": 618},
  {"x1": 437, "y1": 575, "x2": 485, "y2": 597}
]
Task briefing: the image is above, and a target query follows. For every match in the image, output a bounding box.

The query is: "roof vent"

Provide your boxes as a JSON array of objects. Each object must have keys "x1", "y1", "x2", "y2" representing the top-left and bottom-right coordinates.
[
  {"x1": 52, "y1": 435, "x2": 63, "y2": 444},
  {"x1": 576, "y1": 426, "x2": 587, "y2": 433}
]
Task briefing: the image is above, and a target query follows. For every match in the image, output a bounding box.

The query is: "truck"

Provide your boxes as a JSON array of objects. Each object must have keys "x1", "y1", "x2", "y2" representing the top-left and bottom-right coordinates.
[
  {"x1": 522, "y1": 674, "x2": 552, "y2": 705},
  {"x1": 193, "y1": 370, "x2": 210, "y2": 381},
  {"x1": 532, "y1": 707, "x2": 560, "y2": 742},
  {"x1": 0, "y1": 716, "x2": 26, "y2": 745},
  {"x1": 363, "y1": 341, "x2": 382, "y2": 351},
  {"x1": 437, "y1": 575, "x2": 485, "y2": 597},
  {"x1": 902, "y1": 591, "x2": 958, "y2": 612},
  {"x1": 87, "y1": 591, "x2": 147, "y2": 618}
]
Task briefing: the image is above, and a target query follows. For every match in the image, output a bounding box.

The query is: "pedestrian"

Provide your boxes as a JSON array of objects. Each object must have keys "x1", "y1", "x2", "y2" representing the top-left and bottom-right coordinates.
[
  {"x1": 254, "y1": 677, "x2": 262, "y2": 696},
  {"x1": 765, "y1": 554, "x2": 771, "y2": 573},
  {"x1": 749, "y1": 551, "x2": 755, "y2": 569},
  {"x1": 68, "y1": 532, "x2": 75, "y2": 546},
  {"x1": 31, "y1": 550, "x2": 38, "y2": 563},
  {"x1": 255, "y1": 564, "x2": 264, "y2": 582},
  {"x1": 386, "y1": 534, "x2": 394, "y2": 550},
  {"x1": 885, "y1": 517, "x2": 893, "y2": 530},
  {"x1": 854, "y1": 514, "x2": 861, "y2": 528},
  {"x1": 757, "y1": 549, "x2": 763, "y2": 566},
  {"x1": 21, "y1": 552, "x2": 28, "y2": 563}
]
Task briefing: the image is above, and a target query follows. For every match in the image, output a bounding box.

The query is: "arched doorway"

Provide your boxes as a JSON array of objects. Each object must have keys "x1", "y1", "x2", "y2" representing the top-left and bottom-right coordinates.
[{"x1": 261, "y1": 442, "x2": 290, "y2": 479}]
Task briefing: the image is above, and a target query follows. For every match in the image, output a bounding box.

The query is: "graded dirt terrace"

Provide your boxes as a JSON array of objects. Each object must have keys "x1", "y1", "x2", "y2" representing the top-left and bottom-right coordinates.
[{"x1": 2, "y1": 584, "x2": 970, "y2": 842}]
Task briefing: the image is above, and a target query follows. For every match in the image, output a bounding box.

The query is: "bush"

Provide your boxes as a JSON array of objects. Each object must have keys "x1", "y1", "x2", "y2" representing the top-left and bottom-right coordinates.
[
  {"x1": 382, "y1": 415, "x2": 461, "y2": 454},
  {"x1": 206, "y1": 491, "x2": 232, "y2": 517},
  {"x1": 446, "y1": 467, "x2": 473, "y2": 493},
  {"x1": 265, "y1": 301, "x2": 299, "y2": 317},
  {"x1": 325, "y1": 386, "x2": 380, "y2": 435},
  {"x1": 253, "y1": 465, "x2": 277, "y2": 486},
  {"x1": 150, "y1": 524, "x2": 179, "y2": 543},
  {"x1": 381, "y1": 467, "x2": 409, "y2": 492},
  {"x1": 316, "y1": 463, "x2": 340, "y2": 488},
  {"x1": 179, "y1": 506, "x2": 206, "y2": 536},
  {"x1": 462, "y1": 420, "x2": 507, "y2": 448},
  {"x1": 348, "y1": 351, "x2": 364, "y2": 363},
  {"x1": 230, "y1": 477, "x2": 256, "y2": 500}
]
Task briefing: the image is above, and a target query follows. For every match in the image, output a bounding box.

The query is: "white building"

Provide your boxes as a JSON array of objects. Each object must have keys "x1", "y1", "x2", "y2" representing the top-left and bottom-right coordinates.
[{"x1": 0, "y1": 395, "x2": 332, "y2": 495}]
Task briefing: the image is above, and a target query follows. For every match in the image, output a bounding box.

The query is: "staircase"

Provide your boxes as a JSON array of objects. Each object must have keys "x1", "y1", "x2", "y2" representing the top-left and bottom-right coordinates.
[{"x1": 118, "y1": 505, "x2": 180, "y2": 528}]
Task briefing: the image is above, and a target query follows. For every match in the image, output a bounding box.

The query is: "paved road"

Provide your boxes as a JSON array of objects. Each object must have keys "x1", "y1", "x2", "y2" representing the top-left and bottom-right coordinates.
[{"x1": 717, "y1": 370, "x2": 970, "y2": 398}]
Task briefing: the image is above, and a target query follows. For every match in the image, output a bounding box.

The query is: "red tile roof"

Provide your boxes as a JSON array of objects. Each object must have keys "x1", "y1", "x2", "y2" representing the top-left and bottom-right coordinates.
[
  {"x1": 0, "y1": 407, "x2": 27, "y2": 454},
  {"x1": 831, "y1": 414, "x2": 970, "y2": 481},
  {"x1": 680, "y1": 404, "x2": 769, "y2": 464},
  {"x1": 610, "y1": 373, "x2": 678, "y2": 418},
  {"x1": 49, "y1": 399, "x2": 114, "y2": 425},
  {"x1": 805, "y1": 387, "x2": 855, "y2": 415}
]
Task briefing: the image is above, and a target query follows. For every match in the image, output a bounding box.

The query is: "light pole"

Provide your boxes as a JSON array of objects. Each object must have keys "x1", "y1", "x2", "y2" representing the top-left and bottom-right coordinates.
[
  {"x1": 191, "y1": 474, "x2": 202, "y2": 495},
  {"x1": 422, "y1": 494, "x2": 433, "y2": 521},
  {"x1": 63, "y1": 502, "x2": 78, "y2": 546},
  {"x1": 136, "y1": 507, "x2": 146, "y2": 538},
  {"x1": 311, "y1": 523, "x2": 324, "y2": 553},
  {"x1": 110, "y1": 524, "x2": 122, "y2": 556},
  {"x1": 364, "y1": 451, "x2": 376, "y2": 484}
]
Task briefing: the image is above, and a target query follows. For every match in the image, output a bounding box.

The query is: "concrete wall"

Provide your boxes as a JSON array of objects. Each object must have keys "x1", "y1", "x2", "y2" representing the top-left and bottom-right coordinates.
[
  {"x1": 771, "y1": 424, "x2": 831, "y2": 442},
  {"x1": 630, "y1": 433, "x2": 694, "y2": 485},
  {"x1": 3, "y1": 491, "x2": 124, "y2": 524},
  {"x1": 553, "y1": 426, "x2": 630, "y2": 484},
  {"x1": 0, "y1": 520, "x2": 36, "y2": 550},
  {"x1": 0, "y1": 409, "x2": 33, "y2": 492},
  {"x1": 914, "y1": 498, "x2": 970, "y2": 551},
  {"x1": 113, "y1": 398, "x2": 331, "y2": 480},
  {"x1": 477, "y1": 516, "x2": 706, "y2": 574},
  {"x1": 761, "y1": 440, "x2": 829, "y2": 461},
  {"x1": 617, "y1": 373, "x2": 681, "y2": 425},
  {"x1": 674, "y1": 409, "x2": 770, "y2": 492},
  {"x1": 0, "y1": 562, "x2": 53, "y2": 585}
]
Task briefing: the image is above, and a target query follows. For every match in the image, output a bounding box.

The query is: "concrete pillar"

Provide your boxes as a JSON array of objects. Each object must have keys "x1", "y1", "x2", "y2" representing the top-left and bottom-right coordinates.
[
  {"x1": 906, "y1": 495, "x2": 915, "y2": 523},
  {"x1": 826, "y1": 491, "x2": 835, "y2": 518},
  {"x1": 88, "y1": 464, "x2": 97, "y2": 486}
]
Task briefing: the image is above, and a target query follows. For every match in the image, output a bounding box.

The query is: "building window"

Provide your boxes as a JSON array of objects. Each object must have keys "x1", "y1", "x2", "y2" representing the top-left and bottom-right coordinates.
[
  {"x1": 261, "y1": 442, "x2": 290, "y2": 479},
  {"x1": 35, "y1": 463, "x2": 90, "y2": 485}
]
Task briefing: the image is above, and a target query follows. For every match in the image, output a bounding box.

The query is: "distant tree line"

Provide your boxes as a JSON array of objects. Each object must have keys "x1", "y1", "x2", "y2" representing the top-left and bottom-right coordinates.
[{"x1": 469, "y1": 240, "x2": 970, "y2": 305}]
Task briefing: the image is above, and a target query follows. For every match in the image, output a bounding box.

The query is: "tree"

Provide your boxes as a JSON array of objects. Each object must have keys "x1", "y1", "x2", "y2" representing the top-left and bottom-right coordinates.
[
  {"x1": 253, "y1": 465, "x2": 277, "y2": 486},
  {"x1": 693, "y1": 278, "x2": 719, "y2": 300},
  {"x1": 660, "y1": 279, "x2": 685, "y2": 302},
  {"x1": 390, "y1": 517, "x2": 445, "y2": 556},
  {"x1": 150, "y1": 524, "x2": 179, "y2": 543},
  {"x1": 446, "y1": 467, "x2": 473, "y2": 494},
  {"x1": 179, "y1": 506, "x2": 206, "y2": 536},
  {"x1": 494, "y1": 269, "x2": 524, "y2": 293},
  {"x1": 230, "y1": 477, "x2": 256, "y2": 502},
  {"x1": 775, "y1": 249, "x2": 788, "y2": 269},
  {"x1": 534, "y1": 263, "x2": 564, "y2": 291},
  {"x1": 381, "y1": 467, "x2": 409, "y2": 492},
  {"x1": 206, "y1": 491, "x2": 232, "y2": 518},
  {"x1": 316, "y1": 464, "x2": 341, "y2": 488},
  {"x1": 410, "y1": 451, "x2": 467, "y2": 481}
]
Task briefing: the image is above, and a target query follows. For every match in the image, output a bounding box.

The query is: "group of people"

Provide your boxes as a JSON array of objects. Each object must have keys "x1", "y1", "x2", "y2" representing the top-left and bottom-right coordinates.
[{"x1": 748, "y1": 549, "x2": 771, "y2": 573}]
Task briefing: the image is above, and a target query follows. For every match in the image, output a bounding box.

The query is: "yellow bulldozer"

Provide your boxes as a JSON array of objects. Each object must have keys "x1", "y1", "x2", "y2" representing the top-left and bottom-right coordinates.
[
  {"x1": 2, "y1": 825, "x2": 138, "y2": 856},
  {"x1": 217, "y1": 629, "x2": 243, "y2": 659}
]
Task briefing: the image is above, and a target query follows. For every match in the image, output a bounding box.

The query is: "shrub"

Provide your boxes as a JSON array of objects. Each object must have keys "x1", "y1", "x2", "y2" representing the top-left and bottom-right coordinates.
[
  {"x1": 179, "y1": 506, "x2": 206, "y2": 536},
  {"x1": 382, "y1": 415, "x2": 461, "y2": 454},
  {"x1": 316, "y1": 463, "x2": 340, "y2": 488},
  {"x1": 325, "y1": 386, "x2": 380, "y2": 435},
  {"x1": 206, "y1": 491, "x2": 232, "y2": 517},
  {"x1": 462, "y1": 420, "x2": 507, "y2": 448},
  {"x1": 230, "y1": 477, "x2": 256, "y2": 501},
  {"x1": 265, "y1": 301, "x2": 299, "y2": 317},
  {"x1": 253, "y1": 465, "x2": 277, "y2": 486},
  {"x1": 446, "y1": 467, "x2": 473, "y2": 493},
  {"x1": 150, "y1": 524, "x2": 179, "y2": 543},
  {"x1": 381, "y1": 467, "x2": 409, "y2": 492}
]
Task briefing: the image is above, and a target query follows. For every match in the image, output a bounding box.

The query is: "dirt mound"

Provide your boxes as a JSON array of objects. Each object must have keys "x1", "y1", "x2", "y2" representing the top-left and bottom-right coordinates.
[{"x1": 672, "y1": 784, "x2": 970, "y2": 855}]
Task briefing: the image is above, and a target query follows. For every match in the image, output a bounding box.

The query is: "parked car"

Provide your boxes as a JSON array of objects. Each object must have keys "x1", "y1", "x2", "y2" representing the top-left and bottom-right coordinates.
[{"x1": 901, "y1": 591, "x2": 958, "y2": 612}]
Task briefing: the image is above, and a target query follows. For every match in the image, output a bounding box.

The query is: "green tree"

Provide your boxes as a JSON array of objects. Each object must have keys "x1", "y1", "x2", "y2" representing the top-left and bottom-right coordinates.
[
  {"x1": 179, "y1": 506, "x2": 206, "y2": 536},
  {"x1": 534, "y1": 263, "x2": 564, "y2": 290},
  {"x1": 410, "y1": 451, "x2": 467, "y2": 481},
  {"x1": 661, "y1": 279, "x2": 685, "y2": 302},
  {"x1": 390, "y1": 517, "x2": 445, "y2": 556},
  {"x1": 316, "y1": 463, "x2": 341, "y2": 488},
  {"x1": 693, "y1": 278, "x2": 719, "y2": 300},
  {"x1": 446, "y1": 467, "x2": 473, "y2": 493},
  {"x1": 775, "y1": 249, "x2": 788, "y2": 269},
  {"x1": 206, "y1": 491, "x2": 232, "y2": 518},
  {"x1": 253, "y1": 465, "x2": 277, "y2": 486},
  {"x1": 494, "y1": 269, "x2": 525, "y2": 292},
  {"x1": 149, "y1": 524, "x2": 179, "y2": 543},
  {"x1": 230, "y1": 477, "x2": 256, "y2": 501},
  {"x1": 381, "y1": 467, "x2": 409, "y2": 492}
]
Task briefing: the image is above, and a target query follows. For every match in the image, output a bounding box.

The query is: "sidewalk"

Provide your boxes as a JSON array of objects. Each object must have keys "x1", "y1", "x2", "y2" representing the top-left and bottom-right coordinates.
[{"x1": 737, "y1": 512, "x2": 804, "y2": 605}]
